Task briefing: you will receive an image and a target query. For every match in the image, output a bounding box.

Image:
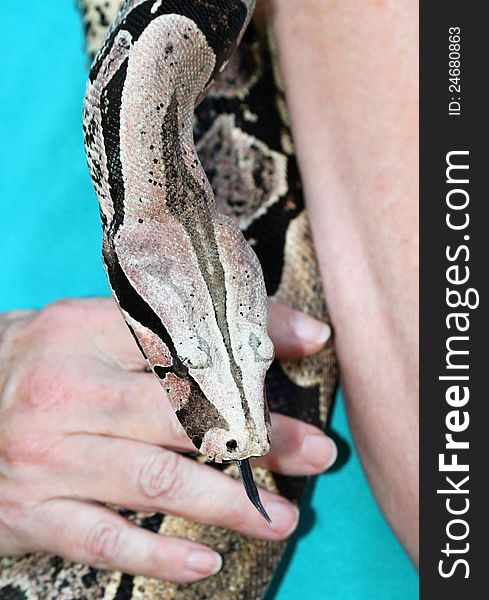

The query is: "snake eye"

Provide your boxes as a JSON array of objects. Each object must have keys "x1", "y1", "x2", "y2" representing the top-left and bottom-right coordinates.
[
  {"x1": 248, "y1": 331, "x2": 274, "y2": 363},
  {"x1": 182, "y1": 350, "x2": 211, "y2": 370},
  {"x1": 182, "y1": 337, "x2": 213, "y2": 369}
]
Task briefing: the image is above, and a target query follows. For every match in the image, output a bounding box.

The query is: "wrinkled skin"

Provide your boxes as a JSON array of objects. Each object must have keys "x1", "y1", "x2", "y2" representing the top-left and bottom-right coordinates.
[{"x1": 0, "y1": 298, "x2": 336, "y2": 582}]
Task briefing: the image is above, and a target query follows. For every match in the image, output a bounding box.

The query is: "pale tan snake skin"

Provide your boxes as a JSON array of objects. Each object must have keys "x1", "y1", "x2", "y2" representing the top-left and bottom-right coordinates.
[{"x1": 0, "y1": 1, "x2": 338, "y2": 598}]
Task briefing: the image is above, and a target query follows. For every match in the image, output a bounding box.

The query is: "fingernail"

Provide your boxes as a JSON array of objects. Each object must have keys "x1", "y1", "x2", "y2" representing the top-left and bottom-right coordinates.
[
  {"x1": 187, "y1": 550, "x2": 222, "y2": 576},
  {"x1": 293, "y1": 314, "x2": 331, "y2": 345},
  {"x1": 302, "y1": 434, "x2": 338, "y2": 470},
  {"x1": 266, "y1": 502, "x2": 300, "y2": 536}
]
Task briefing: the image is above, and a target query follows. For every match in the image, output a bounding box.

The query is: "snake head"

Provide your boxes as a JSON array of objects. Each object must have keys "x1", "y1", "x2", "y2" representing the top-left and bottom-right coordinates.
[
  {"x1": 114, "y1": 213, "x2": 274, "y2": 464},
  {"x1": 166, "y1": 213, "x2": 275, "y2": 464}
]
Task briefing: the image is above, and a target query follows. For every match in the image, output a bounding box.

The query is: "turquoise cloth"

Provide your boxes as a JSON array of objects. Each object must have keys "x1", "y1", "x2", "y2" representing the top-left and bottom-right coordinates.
[{"x1": 1, "y1": 4, "x2": 418, "y2": 598}]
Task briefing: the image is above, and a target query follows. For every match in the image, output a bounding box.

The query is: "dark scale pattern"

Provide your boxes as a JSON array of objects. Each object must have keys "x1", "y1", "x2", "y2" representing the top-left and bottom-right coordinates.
[
  {"x1": 83, "y1": 107, "x2": 108, "y2": 210},
  {"x1": 99, "y1": 58, "x2": 128, "y2": 235},
  {"x1": 194, "y1": 26, "x2": 283, "y2": 153},
  {"x1": 140, "y1": 513, "x2": 165, "y2": 532},
  {"x1": 265, "y1": 361, "x2": 321, "y2": 426},
  {"x1": 90, "y1": 0, "x2": 247, "y2": 83},
  {"x1": 0, "y1": 4, "x2": 338, "y2": 600},
  {"x1": 0, "y1": 584, "x2": 28, "y2": 600},
  {"x1": 195, "y1": 26, "x2": 305, "y2": 295},
  {"x1": 113, "y1": 574, "x2": 135, "y2": 599},
  {"x1": 104, "y1": 238, "x2": 230, "y2": 445},
  {"x1": 245, "y1": 197, "x2": 303, "y2": 296},
  {"x1": 80, "y1": 568, "x2": 99, "y2": 588}
]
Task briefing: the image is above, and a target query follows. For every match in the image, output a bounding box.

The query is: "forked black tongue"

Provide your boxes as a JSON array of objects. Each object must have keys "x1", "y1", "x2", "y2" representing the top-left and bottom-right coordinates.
[{"x1": 236, "y1": 458, "x2": 272, "y2": 524}]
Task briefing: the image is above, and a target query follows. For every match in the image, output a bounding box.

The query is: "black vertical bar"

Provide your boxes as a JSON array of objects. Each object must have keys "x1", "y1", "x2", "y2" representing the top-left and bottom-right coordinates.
[{"x1": 420, "y1": 2, "x2": 487, "y2": 597}]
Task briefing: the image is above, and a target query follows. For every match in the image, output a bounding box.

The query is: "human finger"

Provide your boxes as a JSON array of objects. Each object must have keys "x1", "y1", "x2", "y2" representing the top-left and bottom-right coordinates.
[
  {"x1": 57, "y1": 370, "x2": 336, "y2": 475},
  {"x1": 33, "y1": 498, "x2": 222, "y2": 582},
  {"x1": 255, "y1": 413, "x2": 337, "y2": 475},
  {"x1": 267, "y1": 302, "x2": 331, "y2": 360},
  {"x1": 58, "y1": 435, "x2": 299, "y2": 541}
]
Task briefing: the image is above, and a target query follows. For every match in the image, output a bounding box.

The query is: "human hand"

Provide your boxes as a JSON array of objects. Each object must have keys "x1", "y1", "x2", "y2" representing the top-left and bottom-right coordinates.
[{"x1": 0, "y1": 298, "x2": 336, "y2": 582}]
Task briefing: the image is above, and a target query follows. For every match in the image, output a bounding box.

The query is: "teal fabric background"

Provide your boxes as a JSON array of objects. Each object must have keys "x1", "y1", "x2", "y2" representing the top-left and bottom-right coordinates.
[{"x1": 1, "y1": 3, "x2": 418, "y2": 598}]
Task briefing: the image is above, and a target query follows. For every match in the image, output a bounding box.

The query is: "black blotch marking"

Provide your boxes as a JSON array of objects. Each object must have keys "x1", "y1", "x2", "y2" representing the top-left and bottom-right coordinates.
[
  {"x1": 113, "y1": 574, "x2": 135, "y2": 600},
  {"x1": 176, "y1": 396, "x2": 227, "y2": 448},
  {"x1": 47, "y1": 555, "x2": 64, "y2": 580},
  {"x1": 0, "y1": 585, "x2": 28, "y2": 600},
  {"x1": 226, "y1": 439, "x2": 238, "y2": 452},
  {"x1": 90, "y1": 0, "x2": 247, "y2": 85},
  {"x1": 141, "y1": 513, "x2": 164, "y2": 532},
  {"x1": 192, "y1": 434, "x2": 203, "y2": 449},
  {"x1": 103, "y1": 242, "x2": 228, "y2": 443},
  {"x1": 154, "y1": 364, "x2": 171, "y2": 378},
  {"x1": 94, "y1": 5, "x2": 110, "y2": 27},
  {"x1": 100, "y1": 59, "x2": 129, "y2": 236},
  {"x1": 81, "y1": 568, "x2": 98, "y2": 588},
  {"x1": 266, "y1": 360, "x2": 320, "y2": 426},
  {"x1": 252, "y1": 162, "x2": 264, "y2": 189}
]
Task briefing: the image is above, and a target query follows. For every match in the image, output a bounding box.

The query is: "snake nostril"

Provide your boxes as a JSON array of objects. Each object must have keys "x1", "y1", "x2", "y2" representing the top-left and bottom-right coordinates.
[{"x1": 226, "y1": 439, "x2": 238, "y2": 452}]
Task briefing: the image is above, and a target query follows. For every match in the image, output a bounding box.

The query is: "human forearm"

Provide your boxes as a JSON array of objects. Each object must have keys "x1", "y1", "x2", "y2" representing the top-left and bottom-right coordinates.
[{"x1": 269, "y1": 0, "x2": 419, "y2": 561}]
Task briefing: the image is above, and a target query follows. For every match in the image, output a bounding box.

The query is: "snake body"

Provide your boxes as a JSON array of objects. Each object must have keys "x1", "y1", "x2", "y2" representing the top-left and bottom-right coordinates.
[{"x1": 0, "y1": 1, "x2": 337, "y2": 598}]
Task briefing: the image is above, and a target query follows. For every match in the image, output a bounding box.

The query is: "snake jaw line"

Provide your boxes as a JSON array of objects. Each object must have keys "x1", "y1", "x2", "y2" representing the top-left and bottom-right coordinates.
[{"x1": 236, "y1": 458, "x2": 272, "y2": 525}]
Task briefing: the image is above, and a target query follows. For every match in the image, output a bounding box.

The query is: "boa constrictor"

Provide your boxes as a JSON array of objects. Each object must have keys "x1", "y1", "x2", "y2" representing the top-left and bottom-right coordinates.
[{"x1": 0, "y1": 1, "x2": 338, "y2": 598}]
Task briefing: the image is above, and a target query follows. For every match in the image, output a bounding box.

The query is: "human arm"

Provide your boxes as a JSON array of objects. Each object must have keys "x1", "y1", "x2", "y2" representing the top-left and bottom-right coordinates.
[{"x1": 268, "y1": 0, "x2": 419, "y2": 563}]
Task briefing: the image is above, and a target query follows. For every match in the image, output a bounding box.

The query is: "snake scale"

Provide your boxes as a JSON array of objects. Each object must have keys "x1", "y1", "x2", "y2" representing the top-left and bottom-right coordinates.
[{"x1": 0, "y1": 1, "x2": 337, "y2": 598}]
